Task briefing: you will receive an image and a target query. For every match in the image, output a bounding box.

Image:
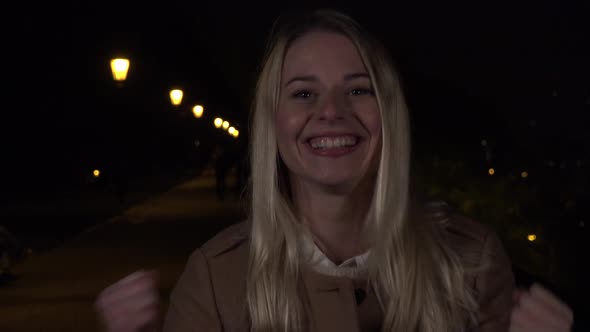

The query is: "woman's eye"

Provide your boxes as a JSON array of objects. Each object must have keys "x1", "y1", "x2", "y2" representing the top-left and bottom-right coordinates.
[
  {"x1": 292, "y1": 90, "x2": 314, "y2": 99},
  {"x1": 350, "y1": 88, "x2": 374, "y2": 96}
]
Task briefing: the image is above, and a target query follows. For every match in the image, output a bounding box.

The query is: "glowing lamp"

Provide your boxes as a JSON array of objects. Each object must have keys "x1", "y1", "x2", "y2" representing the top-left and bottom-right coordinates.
[
  {"x1": 169, "y1": 89, "x2": 183, "y2": 106},
  {"x1": 110, "y1": 58, "x2": 130, "y2": 81},
  {"x1": 192, "y1": 105, "x2": 204, "y2": 118}
]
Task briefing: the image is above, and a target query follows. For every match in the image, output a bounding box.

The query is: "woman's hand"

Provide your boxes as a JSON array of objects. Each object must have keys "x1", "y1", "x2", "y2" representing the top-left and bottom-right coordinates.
[
  {"x1": 95, "y1": 270, "x2": 160, "y2": 332},
  {"x1": 509, "y1": 283, "x2": 574, "y2": 332}
]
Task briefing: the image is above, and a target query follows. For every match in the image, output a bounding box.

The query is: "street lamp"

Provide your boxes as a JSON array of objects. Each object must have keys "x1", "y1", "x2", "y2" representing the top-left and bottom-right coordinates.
[
  {"x1": 110, "y1": 58, "x2": 130, "y2": 83},
  {"x1": 232, "y1": 130, "x2": 239, "y2": 138},
  {"x1": 222, "y1": 121, "x2": 229, "y2": 130},
  {"x1": 228, "y1": 127, "x2": 235, "y2": 135},
  {"x1": 169, "y1": 89, "x2": 183, "y2": 107},
  {"x1": 192, "y1": 105, "x2": 204, "y2": 118},
  {"x1": 214, "y1": 118, "x2": 223, "y2": 128},
  {"x1": 109, "y1": 58, "x2": 132, "y2": 202}
]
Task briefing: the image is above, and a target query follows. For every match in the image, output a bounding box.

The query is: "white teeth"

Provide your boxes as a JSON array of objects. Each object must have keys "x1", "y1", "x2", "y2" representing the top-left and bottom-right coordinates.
[{"x1": 309, "y1": 136, "x2": 358, "y2": 149}]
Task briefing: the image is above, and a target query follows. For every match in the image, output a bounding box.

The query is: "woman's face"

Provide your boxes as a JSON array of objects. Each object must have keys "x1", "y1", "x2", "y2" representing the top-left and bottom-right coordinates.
[{"x1": 276, "y1": 31, "x2": 382, "y2": 191}]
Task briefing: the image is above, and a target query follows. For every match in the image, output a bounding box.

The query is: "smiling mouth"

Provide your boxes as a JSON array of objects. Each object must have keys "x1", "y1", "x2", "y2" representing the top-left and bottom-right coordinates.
[{"x1": 307, "y1": 135, "x2": 359, "y2": 150}]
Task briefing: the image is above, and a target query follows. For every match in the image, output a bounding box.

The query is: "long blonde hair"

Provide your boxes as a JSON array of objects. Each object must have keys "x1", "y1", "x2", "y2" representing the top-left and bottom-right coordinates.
[{"x1": 247, "y1": 9, "x2": 478, "y2": 331}]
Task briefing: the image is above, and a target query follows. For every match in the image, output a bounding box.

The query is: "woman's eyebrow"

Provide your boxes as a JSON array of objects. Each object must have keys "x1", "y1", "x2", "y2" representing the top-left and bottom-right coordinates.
[
  {"x1": 344, "y1": 72, "x2": 370, "y2": 80},
  {"x1": 284, "y1": 72, "x2": 369, "y2": 87},
  {"x1": 284, "y1": 75, "x2": 318, "y2": 87}
]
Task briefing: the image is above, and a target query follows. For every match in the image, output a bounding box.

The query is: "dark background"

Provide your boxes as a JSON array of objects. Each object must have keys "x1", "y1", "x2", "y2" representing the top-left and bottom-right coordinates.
[{"x1": 1, "y1": 0, "x2": 588, "y2": 328}]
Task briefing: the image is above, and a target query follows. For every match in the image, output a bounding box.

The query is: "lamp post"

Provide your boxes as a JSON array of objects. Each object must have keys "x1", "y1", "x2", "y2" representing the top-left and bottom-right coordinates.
[{"x1": 109, "y1": 57, "x2": 131, "y2": 202}]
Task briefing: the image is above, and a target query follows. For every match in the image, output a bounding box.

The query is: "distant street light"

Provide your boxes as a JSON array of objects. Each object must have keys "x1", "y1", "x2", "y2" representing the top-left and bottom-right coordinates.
[
  {"x1": 192, "y1": 105, "x2": 204, "y2": 118},
  {"x1": 228, "y1": 127, "x2": 235, "y2": 135},
  {"x1": 222, "y1": 121, "x2": 229, "y2": 130},
  {"x1": 488, "y1": 168, "x2": 495, "y2": 176},
  {"x1": 232, "y1": 130, "x2": 239, "y2": 138},
  {"x1": 93, "y1": 169, "x2": 100, "y2": 178},
  {"x1": 527, "y1": 234, "x2": 537, "y2": 242},
  {"x1": 214, "y1": 118, "x2": 223, "y2": 128},
  {"x1": 110, "y1": 58, "x2": 130, "y2": 82},
  {"x1": 169, "y1": 89, "x2": 183, "y2": 106},
  {"x1": 521, "y1": 171, "x2": 529, "y2": 178},
  {"x1": 108, "y1": 58, "x2": 131, "y2": 202}
]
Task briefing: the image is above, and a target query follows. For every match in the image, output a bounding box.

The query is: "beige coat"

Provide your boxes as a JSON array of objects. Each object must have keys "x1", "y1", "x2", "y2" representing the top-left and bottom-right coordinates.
[{"x1": 163, "y1": 215, "x2": 515, "y2": 331}]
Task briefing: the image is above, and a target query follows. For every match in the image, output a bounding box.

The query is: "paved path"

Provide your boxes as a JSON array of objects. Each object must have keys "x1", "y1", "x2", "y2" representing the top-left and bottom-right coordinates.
[{"x1": 0, "y1": 173, "x2": 244, "y2": 332}]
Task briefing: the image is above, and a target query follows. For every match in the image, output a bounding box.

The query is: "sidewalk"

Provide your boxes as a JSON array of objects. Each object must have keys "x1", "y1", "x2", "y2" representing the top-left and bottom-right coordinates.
[{"x1": 0, "y1": 173, "x2": 245, "y2": 332}]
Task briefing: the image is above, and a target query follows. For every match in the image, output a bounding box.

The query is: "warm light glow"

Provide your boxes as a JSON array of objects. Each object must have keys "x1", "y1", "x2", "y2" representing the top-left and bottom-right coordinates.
[
  {"x1": 214, "y1": 118, "x2": 223, "y2": 128},
  {"x1": 110, "y1": 58, "x2": 130, "y2": 81},
  {"x1": 233, "y1": 130, "x2": 239, "y2": 138},
  {"x1": 93, "y1": 169, "x2": 100, "y2": 178},
  {"x1": 521, "y1": 171, "x2": 529, "y2": 178},
  {"x1": 192, "y1": 105, "x2": 204, "y2": 118},
  {"x1": 228, "y1": 127, "x2": 235, "y2": 134},
  {"x1": 169, "y1": 89, "x2": 183, "y2": 106},
  {"x1": 527, "y1": 234, "x2": 536, "y2": 242},
  {"x1": 488, "y1": 168, "x2": 495, "y2": 175},
  {"x1": 222, "y1": 121, "x2": 229, "y2": 130}
]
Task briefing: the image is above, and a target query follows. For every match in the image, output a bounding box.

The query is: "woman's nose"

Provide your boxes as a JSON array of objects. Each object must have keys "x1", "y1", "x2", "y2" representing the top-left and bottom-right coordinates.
[{"x1": 317, "y1": 91, "x2": 349, "y2": 121}]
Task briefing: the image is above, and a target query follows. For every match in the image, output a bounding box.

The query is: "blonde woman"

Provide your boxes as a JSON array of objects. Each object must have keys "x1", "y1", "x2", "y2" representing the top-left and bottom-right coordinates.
[{"x1": 95, "y1": 9, "x2": 574, "y2": 332}]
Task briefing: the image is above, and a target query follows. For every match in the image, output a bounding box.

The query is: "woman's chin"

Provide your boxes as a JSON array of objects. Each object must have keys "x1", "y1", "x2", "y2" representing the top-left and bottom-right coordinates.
[{"x1": 309, "y1": 174, "x2": 364, "y2": 192}]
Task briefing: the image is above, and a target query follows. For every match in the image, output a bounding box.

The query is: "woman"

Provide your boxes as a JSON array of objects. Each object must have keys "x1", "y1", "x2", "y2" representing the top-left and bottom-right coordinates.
[{"x1": 95, "y1": 9, "x2": 574, "y2": 332}]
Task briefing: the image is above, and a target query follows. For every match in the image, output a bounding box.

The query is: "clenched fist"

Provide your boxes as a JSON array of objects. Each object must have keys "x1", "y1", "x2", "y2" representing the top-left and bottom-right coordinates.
[
  {"x1": 95, "y1": 270, "x2": 160, "y2": 332},
  {"x1": 510, "y1": 283, "x2": 574, "y2": 332}
]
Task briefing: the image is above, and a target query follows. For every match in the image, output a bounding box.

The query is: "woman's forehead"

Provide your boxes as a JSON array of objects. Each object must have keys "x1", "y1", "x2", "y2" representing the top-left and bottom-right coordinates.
[{"x1": 281, "y1": 31, "x2": 367, "y2": 80}]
